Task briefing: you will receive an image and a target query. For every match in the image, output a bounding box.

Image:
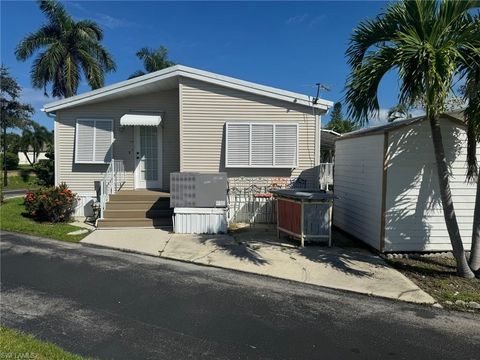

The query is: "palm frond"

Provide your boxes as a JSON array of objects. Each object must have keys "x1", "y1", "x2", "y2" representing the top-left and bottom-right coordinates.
[
  {"x1": 346, "y1": 1, "x2": 404, "y2": 69},
  {"x1": 345, "y1": 46, "x2": 398, "y2": 124},
  {"x1": 15, "y1": 27, "x2": 57, "y2": 60}
]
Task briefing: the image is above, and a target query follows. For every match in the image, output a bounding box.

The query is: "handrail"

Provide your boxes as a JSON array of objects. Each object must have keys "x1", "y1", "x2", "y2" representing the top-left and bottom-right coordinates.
[{"x1": 99, "y1": 159, "x2": 125, "y2": 218}]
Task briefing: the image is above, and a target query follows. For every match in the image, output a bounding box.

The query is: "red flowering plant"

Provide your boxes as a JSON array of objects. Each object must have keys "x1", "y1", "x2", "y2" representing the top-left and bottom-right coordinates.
[{"x1": 24, "y1": 183, "x2": 77, "y2": 223}]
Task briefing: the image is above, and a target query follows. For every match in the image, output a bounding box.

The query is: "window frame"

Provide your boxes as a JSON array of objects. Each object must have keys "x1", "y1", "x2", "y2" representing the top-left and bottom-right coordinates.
[
  {"x1": 225, "y1": 122, "x2": 298, "y2": 168},
  {"x1": 74, "y1": 118, "x2": 114, "y2": 164}
]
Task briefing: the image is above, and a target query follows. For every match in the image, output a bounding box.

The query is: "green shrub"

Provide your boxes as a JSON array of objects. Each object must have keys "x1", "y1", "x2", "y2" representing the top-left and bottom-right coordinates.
[
  {"x1": 33, "y1": 159, "x2": 54, "y2": 186},
  {"x1": 24, "y1": 183, "x2": 76, "y2": 223},
  {"x1": 0, "y1": 152, "x2": 19, "y2": 170}
]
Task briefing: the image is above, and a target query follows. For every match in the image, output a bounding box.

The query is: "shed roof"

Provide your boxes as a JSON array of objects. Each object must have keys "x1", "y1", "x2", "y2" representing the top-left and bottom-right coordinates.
[
  {"x1": 337, "y1": 111, "x2": 465, "y2": 141},
  {"x1": 43, "y1": 65, "x2": 333, "y2": 114}
]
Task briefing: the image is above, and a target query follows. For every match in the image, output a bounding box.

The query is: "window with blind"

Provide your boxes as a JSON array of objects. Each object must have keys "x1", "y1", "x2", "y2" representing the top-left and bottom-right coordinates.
[
  {"x1": 225, "y1": 122, "x2": 298, "y2": 168},
  {"x1": 75, "y1": 119, "x2": 113, "y2": 164}
]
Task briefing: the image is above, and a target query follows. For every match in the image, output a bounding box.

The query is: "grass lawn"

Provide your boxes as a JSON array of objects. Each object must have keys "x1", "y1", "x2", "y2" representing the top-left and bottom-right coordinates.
[
  {"x1": 0, "y1": 327, "x2": 91, "y2": 360},
  {"x1": 0, "y1": 197, "x2": 89, "y2": 242},
  {"x1": 387, "y1": 256, "x2": 480, "y2": 312}
]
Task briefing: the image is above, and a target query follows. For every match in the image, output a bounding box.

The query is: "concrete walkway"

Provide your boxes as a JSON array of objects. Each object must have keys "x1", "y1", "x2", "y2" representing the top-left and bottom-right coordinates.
[{"x1": 81, "y1": 227, "x2": 437, "y2": 305}]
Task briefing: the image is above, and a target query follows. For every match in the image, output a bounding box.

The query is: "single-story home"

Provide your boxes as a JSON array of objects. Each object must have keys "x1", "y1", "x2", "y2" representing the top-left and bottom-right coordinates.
[
  {"x1": 333, "y1": 112, "x2": 479, "y2": 252},
  {"x1": 43, "y1": 65, "x2": 333, "y2": 225}
]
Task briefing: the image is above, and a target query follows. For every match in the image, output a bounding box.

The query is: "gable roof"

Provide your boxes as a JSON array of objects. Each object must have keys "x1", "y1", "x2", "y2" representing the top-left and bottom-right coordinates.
[
  {"x1": 337, "y1": 111, "x2": 465, "y2": 141},
  {"x1": 43, "y1": 65, "x2": 333, "y2": 114}
]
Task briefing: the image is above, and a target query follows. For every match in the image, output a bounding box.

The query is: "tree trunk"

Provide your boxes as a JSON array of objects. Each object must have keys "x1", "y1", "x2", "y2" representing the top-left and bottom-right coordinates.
[
  {"x1": 22, "y1": 151, "x2": 34, "y2": 166},
  {"x1": 429, "y1": 116, "x2": 474, "y2": 278},
  {"x1": 469, "y1": 175, "x2": 480, "y2": 275},
  {"x1": 2, "y1": 117, "x2": 7, "y2": 187}
]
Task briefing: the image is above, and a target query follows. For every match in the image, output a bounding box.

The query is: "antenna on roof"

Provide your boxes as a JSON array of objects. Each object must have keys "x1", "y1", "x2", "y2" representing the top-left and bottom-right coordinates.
[{"x1": 312, "y1": 83, "x2": 330, "y2": 105}]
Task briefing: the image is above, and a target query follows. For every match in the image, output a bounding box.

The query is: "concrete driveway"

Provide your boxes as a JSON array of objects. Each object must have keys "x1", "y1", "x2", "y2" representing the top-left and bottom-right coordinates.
[{"x1": 81, "y1": 226, "x2": 437, "y2": 305}]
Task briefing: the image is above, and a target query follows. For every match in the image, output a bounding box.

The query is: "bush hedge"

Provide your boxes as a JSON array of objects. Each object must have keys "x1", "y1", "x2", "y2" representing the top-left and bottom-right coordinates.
[
  {"x1": 33, "y1": 159, "x2": 54, "y2": 186},
  {"x1": 24, "y1": 183, "x2": 76, "y2": 223},
  {"x1": 0, "y1": 152, "x2": 19, "y2": 170}
]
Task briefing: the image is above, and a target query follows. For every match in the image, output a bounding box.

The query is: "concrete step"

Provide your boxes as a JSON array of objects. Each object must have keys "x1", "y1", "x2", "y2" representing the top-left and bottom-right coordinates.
[
  {"x1": 97, "y1": 217, "x2": 172, "y2": 229},
  {"x1": 105, "y1": 200, "x2": 171, "y2": 211},
  {"x1": 103, "y1": 209, "x2": 173, "y2": 219}
]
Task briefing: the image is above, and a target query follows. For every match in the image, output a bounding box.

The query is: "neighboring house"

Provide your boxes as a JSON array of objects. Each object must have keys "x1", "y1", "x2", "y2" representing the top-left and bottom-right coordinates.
[
  {"x1": 43, "y1": 65, "x2": 333, "y2": 221},
  {"x1": 320, "y1": 129, "x2": 340, "y2": 163},
  {"x1": 333, "y1": 112, "x2": 479, "y2": 252},
  {"x1": 318, "y1": 129, "x2": 340, "y2": 190},
  {"x1": 18, "y1": 146, "x2": 48, "y2": 165}
]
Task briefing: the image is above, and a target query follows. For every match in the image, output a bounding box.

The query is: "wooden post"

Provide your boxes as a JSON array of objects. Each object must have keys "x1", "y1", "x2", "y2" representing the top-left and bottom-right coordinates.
[
  {"x1": 300, "y1": 199, "x2": 305, "y2": 247},
  {"x1": 328, "y1": 201, "x2": 333, "y2": 247},
  {"x1": 276, "y1": 198, "x2": 280, "y2": 240}
]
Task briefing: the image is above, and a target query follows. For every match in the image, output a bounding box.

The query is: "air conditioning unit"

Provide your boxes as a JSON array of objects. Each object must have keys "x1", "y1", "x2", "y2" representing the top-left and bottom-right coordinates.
[{"x1": 170, "y1": 172, "x2": 228, "y2": 208}]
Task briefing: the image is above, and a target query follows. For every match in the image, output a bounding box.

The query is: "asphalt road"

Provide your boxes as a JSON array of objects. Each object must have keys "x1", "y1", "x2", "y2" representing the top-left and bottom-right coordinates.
[
  {"x1": 2, "y1": 189, "x2": 27, "y2": 199},
  {"x1": 1, "y1": 231, "x2": 479, "y2": 360}
]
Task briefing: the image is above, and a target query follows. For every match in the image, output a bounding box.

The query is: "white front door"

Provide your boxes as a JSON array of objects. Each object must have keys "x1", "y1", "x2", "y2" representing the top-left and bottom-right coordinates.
[{"x1": 134, "y1": 126, "x2": 163, "y2": 189}]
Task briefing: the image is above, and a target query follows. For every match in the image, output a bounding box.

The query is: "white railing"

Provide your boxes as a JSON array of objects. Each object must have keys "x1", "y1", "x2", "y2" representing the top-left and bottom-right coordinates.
[
  {"x1": 319, "y1": 162, "x2": 334, "y2": 190},
  {"x1": 99, "y1": 159, "x2": 125, "y2": 218}
]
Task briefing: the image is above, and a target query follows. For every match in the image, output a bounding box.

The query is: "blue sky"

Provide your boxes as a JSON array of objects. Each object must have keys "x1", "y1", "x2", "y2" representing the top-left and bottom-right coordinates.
[{"x1": 1, "y1": 1, "x2": 404, "y2": 131}]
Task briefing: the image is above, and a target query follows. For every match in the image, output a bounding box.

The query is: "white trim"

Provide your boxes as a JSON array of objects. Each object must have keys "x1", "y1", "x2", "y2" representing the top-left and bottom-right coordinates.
[
  {"x1": 179, "y1": 81, "x2": 184, "y2": 171},
  {"x1": 44, "y1": 65, "x2": 333, "y2": 113},
  {"x1": 54, "y1": 118, "x2": 59, "y2": 186},
  {"x1": 225, "y1": 122, "x2": 298, "y2": 168},
  {"x1": 74, "y1": 118, "x2": 114, "y2": 164}
]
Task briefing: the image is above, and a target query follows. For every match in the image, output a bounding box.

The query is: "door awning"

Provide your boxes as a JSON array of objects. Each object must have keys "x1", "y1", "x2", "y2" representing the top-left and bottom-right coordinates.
[{"x1": 120, "y1": 113, "x2": 162, "y2": 126}]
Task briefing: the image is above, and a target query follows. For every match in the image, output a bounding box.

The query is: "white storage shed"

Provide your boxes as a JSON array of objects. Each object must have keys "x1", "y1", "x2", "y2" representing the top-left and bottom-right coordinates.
[{"x1": 333, "y1": 113, "x2": 478, "y2": 252}]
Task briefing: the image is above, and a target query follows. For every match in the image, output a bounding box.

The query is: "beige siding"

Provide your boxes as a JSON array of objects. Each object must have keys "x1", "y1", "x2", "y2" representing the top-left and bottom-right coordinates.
[
  {"x1": 333, "y1": 135, "x2": 385, "y2": 249},
  {"x1": 56, "y1": 89, "x2": 179, "y2": 194},
  {"x1": 385, "y1": 118, "x2": 477, "y2": 252},
  {"x1": 179, "y1": 77, "x2": 320, "y2": 187}
]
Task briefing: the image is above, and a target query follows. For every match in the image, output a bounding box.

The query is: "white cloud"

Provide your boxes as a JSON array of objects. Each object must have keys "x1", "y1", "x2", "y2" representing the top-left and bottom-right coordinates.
[
  {"x1": 19, "y1": 87, "x2": 52, "y2": 109},
  {"x1": 285, "y1": 13, "x2": 326, "y2": 28},
  {"x1": 68, "y1": 2, "x2": 138, "y2": 30},
  {"x1": 309, "y1": 15, "x2": 326, "y2": 28},
  {"x1": 285, "y1": 14, "x2": 309, "y2": 25},
  {"x1": 93, "y1": 14, "x2": 137, "y2": 30}
]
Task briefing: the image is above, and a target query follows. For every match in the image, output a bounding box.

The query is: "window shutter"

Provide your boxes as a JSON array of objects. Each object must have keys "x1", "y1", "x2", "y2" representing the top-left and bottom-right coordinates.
[
  {"x1": 225, "y1": 122, "x2": 297, "y2": 168},
  {"x1": 251, "y1": 124, "x2": 273, "y2": 166},
  {"x1": 76, "y1": 120, "x2": 95, "y2": 163},
  {"x1": 274, "y1": 124, "x2": 297, "y2": 167},
  {"x1": 226, "y1": 123, "x2": 250, "y2": 166},
  {"x1": 75, "y1": 119, "x2": 113, "y2": 163},
  {"x1": 94, "y1": 120, "x2": 113, "y2": 163}
]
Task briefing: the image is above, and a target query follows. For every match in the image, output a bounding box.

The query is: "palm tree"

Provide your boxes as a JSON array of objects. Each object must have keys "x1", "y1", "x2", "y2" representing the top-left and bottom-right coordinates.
[
  {"x1": 20, "y1": 123, "x2": 52, "y2": 165},
  {"x1": 15, "y1": 0, "x2": 116, "y2": 98},
  {"x1": 461, "y1": 18, "x2": 480, "y2": 274},
  {"x1": 387, "y1": 103, "x2": 412, "y2": 122},
  {"x1": 129, "y1": 46, "x2": 175, "y2": 79},
  {"x1": 345, "y1": 0, "x2": 479, "y2": 278},
  {"x1": 1, "y1": 66, "x2": 34, "y2": 186}
]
